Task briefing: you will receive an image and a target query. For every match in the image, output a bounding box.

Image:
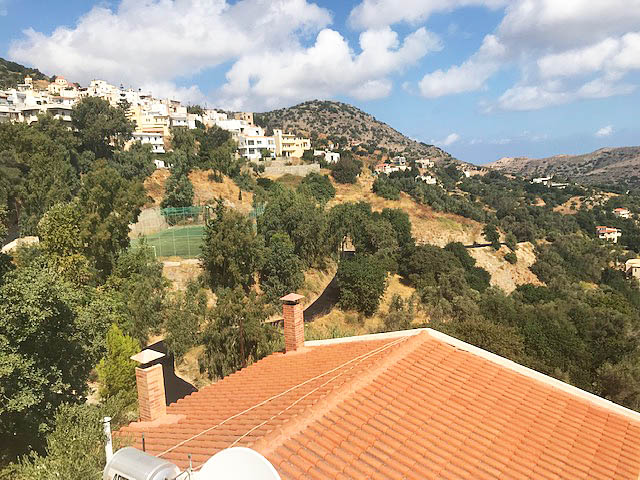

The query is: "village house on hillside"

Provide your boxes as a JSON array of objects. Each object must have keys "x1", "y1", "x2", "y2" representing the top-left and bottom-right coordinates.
[
  {"x1": 596, "y1": 225, "x2": 622, "y2": 243},
  {"x1": 614, "y1": 207, "x2": 632, "y2": 219},
  {"x1": 114, "y1": 294, "x2": 640, "y2": 479},
  {"x1": 415, "y1": 174, "x2": 437, "y2": 184},
  {"x1": 314, "y1": 149, "x2": 340, "y2": 164},
  {"x1": 626, "y1": 259, "x2": 640, "y2": 279}
]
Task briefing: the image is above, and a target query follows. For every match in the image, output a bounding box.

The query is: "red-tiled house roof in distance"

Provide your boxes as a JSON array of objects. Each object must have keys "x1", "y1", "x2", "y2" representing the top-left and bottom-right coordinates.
[{"x1": 116, "y1": 329, "x2": 640, "y2": 479}]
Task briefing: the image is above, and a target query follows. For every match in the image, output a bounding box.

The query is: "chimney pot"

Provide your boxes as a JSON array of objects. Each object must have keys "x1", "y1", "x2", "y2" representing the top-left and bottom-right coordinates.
[{"x1": 280, "y1": 293, "x2": 305, "y2": 352}]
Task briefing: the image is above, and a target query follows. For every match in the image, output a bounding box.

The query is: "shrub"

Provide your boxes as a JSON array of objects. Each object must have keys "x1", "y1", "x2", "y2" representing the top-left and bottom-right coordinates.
[{"x1": 504, "y1": 252, "x2": 518, "y2": 264}]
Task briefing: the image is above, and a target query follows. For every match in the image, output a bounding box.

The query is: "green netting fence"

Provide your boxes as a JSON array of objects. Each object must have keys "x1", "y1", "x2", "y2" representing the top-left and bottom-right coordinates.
[{"x1": 130, "y1": 206, "x2": 211, "y2": 258}]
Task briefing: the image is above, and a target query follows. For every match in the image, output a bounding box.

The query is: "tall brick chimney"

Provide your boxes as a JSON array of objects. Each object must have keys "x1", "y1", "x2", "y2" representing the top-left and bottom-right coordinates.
[
  {"x1": 130, "y1": 349, "x2": 167, "y2": 422},
  {"x1": 280, "y1": 293, "x2": 305, "y2": 352}
]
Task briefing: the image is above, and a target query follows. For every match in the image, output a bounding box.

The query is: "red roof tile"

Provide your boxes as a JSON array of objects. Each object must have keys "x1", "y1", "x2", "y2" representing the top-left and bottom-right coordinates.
[{"x1": 116, "y1": 330, "x2": 640, "y2": 479}]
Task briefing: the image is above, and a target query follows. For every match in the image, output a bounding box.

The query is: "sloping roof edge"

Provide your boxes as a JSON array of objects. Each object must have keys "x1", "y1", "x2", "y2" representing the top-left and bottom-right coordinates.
[{"x1": 305, "y1": 327, "x2": 640, "y2": 423}]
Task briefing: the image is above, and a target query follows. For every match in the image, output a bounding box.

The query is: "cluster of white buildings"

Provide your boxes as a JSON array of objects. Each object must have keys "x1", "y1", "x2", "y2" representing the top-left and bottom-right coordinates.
[
  {"x1": 0, "y1": 75, "x2": 320, "y2": 163},
  {"x1": 374, "y1": 156, "x2": 438, "y2": 185},
  {"x1": 531, "y1": 176, "x2": 570, "y2": 189}
]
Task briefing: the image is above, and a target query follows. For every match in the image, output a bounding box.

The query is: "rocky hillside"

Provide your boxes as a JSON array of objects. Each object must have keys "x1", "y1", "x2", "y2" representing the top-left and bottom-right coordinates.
[
  {"x1": 255, "y1": 100, "x2": 453, "y2": 162},
  {"x1": 489, "y1": 146, "x2": 640, "y2": 188},
  {"x1": 0, "y1": 57, "x2": 50, "y2": 89}
]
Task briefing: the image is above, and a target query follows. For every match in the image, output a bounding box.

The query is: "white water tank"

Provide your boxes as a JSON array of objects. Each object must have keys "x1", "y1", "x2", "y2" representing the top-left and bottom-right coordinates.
[
  {"x1": 103, "y1": 447, "x2": 181, "y2": 480},
  {"x1": 197, "y1": 447, "x2": 280, "y2": 480}
]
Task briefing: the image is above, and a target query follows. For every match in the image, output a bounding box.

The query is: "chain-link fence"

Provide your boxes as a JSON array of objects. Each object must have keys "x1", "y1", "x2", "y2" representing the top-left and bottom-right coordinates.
[{"x1": 130, "y1": 206, "x2": 210, "y2": 258}]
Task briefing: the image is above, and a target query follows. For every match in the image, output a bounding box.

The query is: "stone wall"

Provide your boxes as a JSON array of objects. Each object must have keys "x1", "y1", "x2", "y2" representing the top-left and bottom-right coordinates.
[{"x1": 264, "y1": 163, "x2": 320, "y2": 176}]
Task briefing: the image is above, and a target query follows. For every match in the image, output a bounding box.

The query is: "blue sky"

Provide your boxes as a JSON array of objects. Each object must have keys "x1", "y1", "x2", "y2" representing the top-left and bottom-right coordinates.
[{"x1": 1, "y1": 0, "x2": 639, "y2": 164}]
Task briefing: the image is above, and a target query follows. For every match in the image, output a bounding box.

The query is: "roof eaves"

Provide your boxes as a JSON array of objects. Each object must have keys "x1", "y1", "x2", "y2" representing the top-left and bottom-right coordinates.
[{"x1": 304, "y1": 328, "x2": 429, "y2": 347}]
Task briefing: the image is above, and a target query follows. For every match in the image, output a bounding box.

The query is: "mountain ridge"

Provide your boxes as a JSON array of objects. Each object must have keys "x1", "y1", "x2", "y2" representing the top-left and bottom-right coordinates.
[
  {"x1": 488, "y1": 146, "x2": 640, "y2": 188},
  {"x1": 255, "y1": 99, "x2": 454, "y2": 162},
  {"x1": 0, "y1": 57, "x2": 50, "y2": 89}
]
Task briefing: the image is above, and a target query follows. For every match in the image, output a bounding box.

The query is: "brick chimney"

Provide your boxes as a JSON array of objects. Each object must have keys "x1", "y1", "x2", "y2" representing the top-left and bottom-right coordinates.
[
  {"x1": 130, "y1": 349, "x2": 167, "y2": 422},
  {"x1": 280, "y1": 293, "x2": 305, "y2": 352}
]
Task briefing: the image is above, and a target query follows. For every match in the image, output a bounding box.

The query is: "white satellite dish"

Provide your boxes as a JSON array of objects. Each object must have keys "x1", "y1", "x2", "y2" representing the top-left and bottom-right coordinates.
[{"x1": 197, "y1": 447, "x2": 281, "y2": 480}]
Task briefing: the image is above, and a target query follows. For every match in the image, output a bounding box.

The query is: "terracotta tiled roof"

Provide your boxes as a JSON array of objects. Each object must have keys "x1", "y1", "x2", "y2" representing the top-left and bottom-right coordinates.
[{"x1": 116, "y1": 330, "x2": 640, "y2": 479}]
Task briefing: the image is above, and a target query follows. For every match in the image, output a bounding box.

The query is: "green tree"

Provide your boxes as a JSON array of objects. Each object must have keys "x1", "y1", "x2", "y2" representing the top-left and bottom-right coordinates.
[
  {"x1": 504, "y1": 251, "x2": 518, "y2": 264},
  {"x1": 71, "y1": 97, "x2": 134, "y2": 159},
  {"x1": 380, "y1": 208, "x2": 415, "y2": 252},
  {"x1": 331, "y1": 154, "x2": 361, "y2": 184},
  {"x1": 164, "y1": 281, "x2": 207, "y2": 362},
  {"x1": 104, "y1": 245, "x2": 168, "y2": 344},
  {"x1": 298, "y1": 172, "x2": 336, "y2": 203},
  {"x1": 161, "y1": 171, "x2": 194, "y2": 209},
  {"x1": 19, "y1": 152, "x2": 78, "y2": 235},
  {"x1": 382, "y1": 295, "x2": 414, "y2": 332},
  {"x1": 597, "y1": 354, "x2": 640, "y2": 411},
  {"x1": 38, "y1": 202, "x2": 93, "y2": 284},
  {"x1": 0, "y1": 202, "x2": 7, "y2": 243},
  {"x1": 77, "y1": 161, "x2": 146, "y2": 277},
  {"x1": 200, "y1": 288, "x2": 281, "y2": 379},
  {"x1": 170, "y1": 126, "x2": 198, "y2": 157},
  {"x1": 110, "y1": 142, "x2": 156, "y2": 181},
  {"x1": 372, "y1": 175, "x2": 401, "y2": 200},
  {"x1": 96, "y1": 324, "x2": 140, "y2": 403},
  {"x1": 0, "y1": 266, "x2": 94, "y2": 459},
  {"x1": 6, "y1": 395, "x2": 135, "y2": 479},
  {"x1": 258, "y1": 187, "x2": 328, "y2": 267},
  {"x1": 201, "y1": 202, "x2": 265, "y2": 291},
  {"x1": 483, "y1": 222, "x2": 501, "y2": 250},
  {"x1": 434, "y1": 317, "x2": 526, "y2": 361},
  {"x1": 259, "y1": 233, "x2": 304, "y2": 302},
  {"x1": 337, "y1": 254, "x2": 388, "y2": 316},
  {"x1": 505, "y1": 232, "x2": 518, "y2": 251}
]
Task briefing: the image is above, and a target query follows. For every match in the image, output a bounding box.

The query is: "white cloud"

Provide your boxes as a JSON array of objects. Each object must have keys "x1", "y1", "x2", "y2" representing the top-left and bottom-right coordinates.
[
  {"x1": 595, "y1": 125, "x2": 614, "y2": 137},
  {"x1": 496, "y1": 73, "x2": 636, "y2": 111},
  {"x1": 349, "y1": 0, "x2": 507, "y2": 30},
  {"x1": 9, "y1": 0, "x2": 441, "y2": 109},
  {"x1": 419, "y1": 34, "x2": 504, "y2": 97},
  {"x1": 219, "y1": 26, "x2": 441, "y2": 109},
  {"x1": 408, "y1": 0, "x2": 640, "y2": 108},
  {"x1": 9, "y1": 0, "x2": 331, "y2": 104},
  {"x1": 435, "y1": 133, "x2": 460, "y2": 146}
]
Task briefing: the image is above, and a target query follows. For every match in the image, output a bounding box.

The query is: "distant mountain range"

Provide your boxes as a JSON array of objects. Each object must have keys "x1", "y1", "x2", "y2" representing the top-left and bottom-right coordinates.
[
  {"x1": 256, "y1": 100, "x2": 453, "y2": 162},
  {"x1": 0, "y1": 57, "x2": 50, "y2": 89},
  {"x1": 488, "y1": 146, "x2": 640, "y2": 188}
]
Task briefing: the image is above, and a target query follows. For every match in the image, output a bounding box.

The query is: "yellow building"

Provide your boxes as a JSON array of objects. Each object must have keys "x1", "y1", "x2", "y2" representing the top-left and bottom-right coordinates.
[
  {"x1": 128, "y1": 104, "x2": 171, "y2": 137},
  {"x1": 273, "y1": 129, "x2": 311, "y2": 158}
]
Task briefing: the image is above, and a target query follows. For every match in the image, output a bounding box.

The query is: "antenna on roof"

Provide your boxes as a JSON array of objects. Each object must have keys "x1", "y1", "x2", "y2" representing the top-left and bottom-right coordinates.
[{"x1": 197, "y1": 447, "x2": 281, "y2": 480}]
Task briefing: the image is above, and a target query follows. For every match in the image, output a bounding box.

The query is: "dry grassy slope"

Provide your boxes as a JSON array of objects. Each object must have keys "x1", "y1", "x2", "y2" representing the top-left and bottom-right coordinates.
[
  {"x1": 469, "y1": 243, "x2": 542, "y2": 293},
  {"x1": 255, "y1": 100, "x2": 454, "y2": 162},
  {"x1": 553, "y1": 192, "x2": 620, "y2": 215},
  {"x1": 144, "y1": 168, "x2": 254, "y2": 213},
  {"x1": 305, "y1": 274, "x2": 428, "y2": 339},
  {"x1": 327, "y1": 169, "x2": 485, "y2": 246},
  {"x1": 488, "y1": 146, "x2": 640, "y2": 187},
  {"x1": 324, "y1": 170, "x2": 540, "y2": 292}
]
